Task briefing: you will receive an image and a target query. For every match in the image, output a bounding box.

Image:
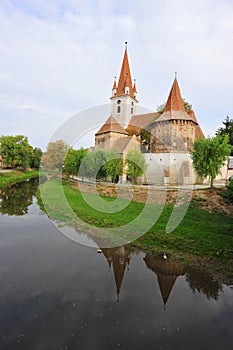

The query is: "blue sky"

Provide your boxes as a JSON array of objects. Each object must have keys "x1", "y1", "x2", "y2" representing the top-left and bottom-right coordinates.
[{"x1": 0, "y1": 0, "x2": 233, "y2": 149}]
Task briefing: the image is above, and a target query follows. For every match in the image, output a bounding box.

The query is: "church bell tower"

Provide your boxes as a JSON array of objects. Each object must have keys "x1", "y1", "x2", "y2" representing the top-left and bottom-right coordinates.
[{"x1": 110, "y1": 42, "x2": 138, "y2": 127}]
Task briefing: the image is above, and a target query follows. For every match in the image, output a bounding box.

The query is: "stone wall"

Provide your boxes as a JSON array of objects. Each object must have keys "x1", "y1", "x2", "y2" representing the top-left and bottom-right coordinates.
[{"x1": 150, "y1": 120, "x2": 196, "y2": 153}]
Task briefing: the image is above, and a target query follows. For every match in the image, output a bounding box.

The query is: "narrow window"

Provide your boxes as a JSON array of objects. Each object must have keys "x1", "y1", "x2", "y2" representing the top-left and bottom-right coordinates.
[
  {"x1": 117, "y1": 106, "x2": 121, "y2": 113},
  {"x1": 131, "y1": 108, "x2": 133, "y2": 114}
]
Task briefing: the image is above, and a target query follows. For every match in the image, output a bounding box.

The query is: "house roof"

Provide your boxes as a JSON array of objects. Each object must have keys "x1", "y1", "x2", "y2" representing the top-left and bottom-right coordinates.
[
  {"x1": 95, "y1": 115, "x2": 128, "y2": 136},
  {"x1": 127, "y1": 112, "x2": 160, "y2": 134},
  {"x1": 110, "y1": 137, "x2": 133, "y2": 153}
]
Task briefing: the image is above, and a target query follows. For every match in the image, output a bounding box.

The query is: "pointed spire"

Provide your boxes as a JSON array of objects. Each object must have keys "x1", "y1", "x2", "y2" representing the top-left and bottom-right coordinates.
[
  {"x1": 164, "y1": 75, "x2": 186, "y2": 113},
  {"x1": 133, "y1": 79, "x2": 137, "y2": 93},
  {"x1": 112, "y1": 76, "x2": 117, "y2": 90},
  {"x1": 115, "y1": 43, "x2": 134, "y2": 98}
]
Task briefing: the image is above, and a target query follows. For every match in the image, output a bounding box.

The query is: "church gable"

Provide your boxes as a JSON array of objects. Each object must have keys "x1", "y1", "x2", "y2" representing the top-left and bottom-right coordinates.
[{"x1": 95, "y1": 115, "x2": 128, "y2": 136}]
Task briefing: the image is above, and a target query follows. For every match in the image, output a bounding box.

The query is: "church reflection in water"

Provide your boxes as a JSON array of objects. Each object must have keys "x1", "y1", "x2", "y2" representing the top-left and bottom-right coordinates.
[
  {"x1": 144, "y1": 252, "x2": 186, "y2": 308},
  {"x1": 99, "y1": 246, "x2": 223, "y2": 306},
  {"x1": 100, "y1": 246, "x2": 132, "y2": 302}
]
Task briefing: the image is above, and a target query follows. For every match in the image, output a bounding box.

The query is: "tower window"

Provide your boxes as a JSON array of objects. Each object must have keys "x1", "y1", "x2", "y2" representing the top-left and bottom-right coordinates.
[
  {"x1": 131, "y1": 108, "x2": 133, "y2": 114},
  {"x1": 131, "y1": 102, "x2": 134, "y2": 106},
  {"x1": 117, "y1": 100, "x2": 121, "y2": 104},
  {"x1": 117, "y1": 106, "x2": 121, "y2": 113}
]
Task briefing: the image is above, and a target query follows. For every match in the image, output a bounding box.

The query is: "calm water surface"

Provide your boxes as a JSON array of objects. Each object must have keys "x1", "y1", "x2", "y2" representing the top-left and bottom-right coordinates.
[{"x1": 0, "y1": 180, "x2": 232, "y2": 350}]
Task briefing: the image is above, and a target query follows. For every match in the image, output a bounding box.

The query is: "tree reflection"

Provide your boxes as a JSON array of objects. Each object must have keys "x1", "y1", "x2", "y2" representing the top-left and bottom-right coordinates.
[
  {"x1": 0, "y1": 179, "x2": 38, "y2": 216},
  {"x1": 185, "y1": 267, "x2": 223, "y2": 300}
]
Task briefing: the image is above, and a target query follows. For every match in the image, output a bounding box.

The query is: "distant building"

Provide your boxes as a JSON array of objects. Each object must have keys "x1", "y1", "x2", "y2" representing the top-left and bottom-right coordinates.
[{"x1": 95, "y1": 43, "x2": 206, "y2": 185}]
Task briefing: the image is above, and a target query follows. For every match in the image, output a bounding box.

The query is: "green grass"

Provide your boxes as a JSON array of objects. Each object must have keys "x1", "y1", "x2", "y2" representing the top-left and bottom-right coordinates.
[
  {"x1": 0, "y1": 170, "x2": 39, "y2": 188},
  {"x1": 38, "y1": 179, "x2": 233, "y2": 263}
]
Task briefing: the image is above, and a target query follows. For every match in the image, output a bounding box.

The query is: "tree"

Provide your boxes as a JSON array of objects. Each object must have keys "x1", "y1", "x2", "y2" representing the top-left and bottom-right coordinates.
[
  {"x1": 42, "y1": 140, "x2": 69, "y2": 172},
  {"x1": 191, "y1": 134, "x2": 232, "y2": 188},
  {"x1": 0, "y1": 135, "x2": 31, "y2": 169},
  {"x1": 29, "y1": 147, "x2": 42, "y2": 169},
  {"x1": 157, "y1": 99, "x2": 192, "y2": 114},
  {"x1": 63, "y1": 147, "x2": 88, "y2": 176},
  {"x1": 126, "y1": 151, "x2": 147, "y2": 184},
  {"x1": 79, "y1": 150, "x2": 107, "y2": 180},
  {"x1": 103, "y1": 150, "x2": 123, "y2": 183},
  {"x1": 216, "y1": 116, "x2": 233, "y2": 155}
]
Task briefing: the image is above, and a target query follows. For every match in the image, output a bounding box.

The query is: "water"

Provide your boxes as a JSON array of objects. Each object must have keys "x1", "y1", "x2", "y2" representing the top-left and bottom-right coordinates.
[{"x1": 0, "y1": 180, "x2": 232, "y2": 350}]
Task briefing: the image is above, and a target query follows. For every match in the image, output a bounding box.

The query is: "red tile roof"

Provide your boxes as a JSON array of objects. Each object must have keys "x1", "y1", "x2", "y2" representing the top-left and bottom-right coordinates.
[
  {"x1": 127, "y1": 112, "x2": 160, "y2": 133},
  {"x1": 95, "y1": 115, "x2": 128, "y2": 135},
  {"x1": 115, "y1": 47, "x2": 134, "y2": 98},
  {"x1": 164, "y1": 77, "x2": 186, "y2": 112}
]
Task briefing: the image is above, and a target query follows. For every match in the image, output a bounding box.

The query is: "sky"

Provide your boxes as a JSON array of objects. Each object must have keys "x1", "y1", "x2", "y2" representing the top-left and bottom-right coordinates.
[{"x1": 0, "y1": 0, "x2": 233, "y2": 150}]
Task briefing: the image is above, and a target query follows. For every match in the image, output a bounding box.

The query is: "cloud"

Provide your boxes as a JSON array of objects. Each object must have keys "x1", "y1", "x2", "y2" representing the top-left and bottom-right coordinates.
[{"x1": 0, "y1": 0, "x2": 233, "y2": 148}]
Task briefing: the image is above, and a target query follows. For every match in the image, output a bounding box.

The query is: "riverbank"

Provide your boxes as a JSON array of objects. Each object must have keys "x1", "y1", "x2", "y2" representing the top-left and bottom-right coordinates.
[
  {"x1": 38, "y1": 179, "x2": 233, "y2": 284},
  {"x1": 0, "y1": 170, "x2": 39, "y2": 188}
]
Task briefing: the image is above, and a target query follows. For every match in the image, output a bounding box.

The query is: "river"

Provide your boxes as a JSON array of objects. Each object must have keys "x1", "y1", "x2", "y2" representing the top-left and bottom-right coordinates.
[{"x1": 0, "y1": 179, "x2": 232, "y2": 350}]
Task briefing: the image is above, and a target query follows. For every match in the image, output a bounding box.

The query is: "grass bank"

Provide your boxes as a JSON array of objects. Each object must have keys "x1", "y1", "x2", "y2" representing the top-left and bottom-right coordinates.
[
  {"x1": 38, "y1": 179, "x2": 233, "y2": 282},
  {"x1": 0, "y1": 170, "x2": 39, "y2": 188}
]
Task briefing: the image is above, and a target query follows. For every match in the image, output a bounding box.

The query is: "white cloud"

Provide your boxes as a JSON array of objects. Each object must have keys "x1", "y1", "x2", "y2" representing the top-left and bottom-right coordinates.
[{"x1": 0, "y1": 0, "x2": 233, "y2": 148}]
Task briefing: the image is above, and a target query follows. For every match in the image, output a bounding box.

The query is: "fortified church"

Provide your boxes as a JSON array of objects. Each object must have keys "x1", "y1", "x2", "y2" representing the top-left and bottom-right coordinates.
[{"x1": 95, "y1": 43, "x2": 205, "y2": 185}]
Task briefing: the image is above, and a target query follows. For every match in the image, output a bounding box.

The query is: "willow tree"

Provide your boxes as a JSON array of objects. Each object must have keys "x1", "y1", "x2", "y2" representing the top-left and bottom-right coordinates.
[{"x1": 126, "y1": 151, "x2": 147, "y2": 184}]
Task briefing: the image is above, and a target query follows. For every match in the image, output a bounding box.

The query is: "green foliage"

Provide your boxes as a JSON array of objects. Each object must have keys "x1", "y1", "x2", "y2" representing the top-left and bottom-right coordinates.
[
  {"x1": 126, "y1": 150, "x2": 147, "y2": 184},
  {"x1": 30, "y1": 147, "x2": 42, "y2": 169},
  {"x1": 157, "y1": 99, "x2": 192, "y2": 114},
  {"x1": 216, "y1": 116, "x2": 233, "y2": 155},
  {"x1": 63, "y1": 148, "x2": 88, "y2": 175},
  {"x1": 0, "y1": 170, "x2": 39, "y2": 188},
  {"x1": 42, "y1": 139, "x2": 69, "y2": 172},
  {"x1": 191, "y1": 134, "x2": 232, "y2": 187},
  {"x1": 103, "y1": 150, "x2": 123, "y2": 183},
  {"x1": 140, "y1": 129, "x2": 151, "y2": 151},
  {"x1": 77, "y1": 150, "x2": 123, "y2": 182},
  {"x1": 225, "y1": 180, "x2": 233, "y2": 202},
  {"x1": 79, "y1": 150, "x2": 107, "y2": 180},
  {"x1": 0, "y1": 135, "x2": 32, "y2": 169}
]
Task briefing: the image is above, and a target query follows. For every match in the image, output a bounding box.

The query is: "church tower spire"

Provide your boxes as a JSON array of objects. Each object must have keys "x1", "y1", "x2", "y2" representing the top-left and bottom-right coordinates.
[{"x1": 110, "y1": 42, "x2": 138, "y2": 127}]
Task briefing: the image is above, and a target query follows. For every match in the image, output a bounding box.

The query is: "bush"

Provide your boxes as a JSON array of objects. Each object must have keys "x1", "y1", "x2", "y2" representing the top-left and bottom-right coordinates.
[{"x1": 226, "y1": 180, "x2": 233, "y2": 202}]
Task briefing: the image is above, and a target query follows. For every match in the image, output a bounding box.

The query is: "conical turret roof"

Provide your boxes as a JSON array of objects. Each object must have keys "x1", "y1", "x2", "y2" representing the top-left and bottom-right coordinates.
[{"x1": 158, "y1": 76, "x2": 196, "y2": 123}]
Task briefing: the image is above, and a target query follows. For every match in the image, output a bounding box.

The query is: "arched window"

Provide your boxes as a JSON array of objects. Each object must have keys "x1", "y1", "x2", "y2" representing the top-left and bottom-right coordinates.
[{"x1": 131, "y1": 102, "x2": 134, "y2": 106}]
